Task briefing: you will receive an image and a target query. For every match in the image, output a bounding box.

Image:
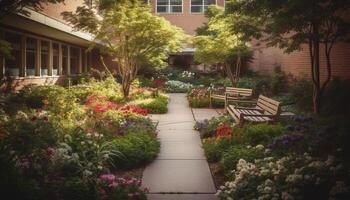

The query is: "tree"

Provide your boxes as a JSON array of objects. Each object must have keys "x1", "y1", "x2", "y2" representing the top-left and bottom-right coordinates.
[
  {"x1": 63, "y1": 1, "x2": 186, "y2": 97},
  {"x1": 226, "y1": 0, "x2": 350, "y2": 114},
  {"x1": 194, "y1": 6, "x2": 248, "y2": 86}
]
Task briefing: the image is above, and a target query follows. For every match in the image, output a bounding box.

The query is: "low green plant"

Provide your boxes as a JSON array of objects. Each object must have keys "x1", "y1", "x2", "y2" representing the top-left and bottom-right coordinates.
[
  {"x1": 290, "y1": 76, "x2": 313, "y2": 112},
  {"x1": 242, "y1": 123, "x2": 284, "y2": 145},
  {"x1": 221, "y1": 144, "x2": 265, "y2": 174},
  {"x1": 270, "y1": 66, "x2": 287, "y2": 95},
  {"x1": 129, "y1": 95, "x2": 168, "y2": 114},
  {"x1": 202, "y1": 137, "x2": 240, "y2": 163},
  {"x1": 111, "y1": 133, "x2": 160, "y2": 169}
]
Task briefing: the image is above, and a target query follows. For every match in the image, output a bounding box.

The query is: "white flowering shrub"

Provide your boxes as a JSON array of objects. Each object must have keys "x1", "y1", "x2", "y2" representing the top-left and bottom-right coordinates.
[
  {"x1": 217, "y1": 152, "x2": 349, "y2": 200},
  {"x1": 165, "y1": 80, "x2": 194, "y2": 93}
]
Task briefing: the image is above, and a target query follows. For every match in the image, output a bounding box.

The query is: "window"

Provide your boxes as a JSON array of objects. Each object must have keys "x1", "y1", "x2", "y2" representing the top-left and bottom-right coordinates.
[
  {"x1": 70, "y1": 47, "x2": 79, "y2": 75},
  {"x1": 157, "y1": 0, "x2": 182, "y2": 13},
  {"x1": 4, "y1": 32, "x2": 22, "y2": 76},
  {"x1": 191, "y1": 0, "x2": 216, "y2": 13},
  {"x1": 41, "y1": 40, "x2": 49, "y2": 76},
  {"x1": 62, "y1": 45, "x2": 68, "y2": 75},
  {"x1": 52, "y1": 43, "x2": 59, "y2": 75},
  {"x1": 26, "y1": 37, "x2": 37, "y2": 76}
]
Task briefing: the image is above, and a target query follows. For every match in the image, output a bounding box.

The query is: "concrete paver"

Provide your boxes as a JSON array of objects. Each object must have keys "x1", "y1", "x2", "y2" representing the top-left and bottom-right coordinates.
[
  {"x1": 142, "y1": 93, "x2": 216, "y2": 197},
  {"x1": 192, "y1": 108, "x2": 221, "y2": 121},
  {"x1": 147, "y1": 193, "x2": 218, "y2": 200},
  {"x1": 143, "y1": 159, "x2": 216, "y2": 193}
]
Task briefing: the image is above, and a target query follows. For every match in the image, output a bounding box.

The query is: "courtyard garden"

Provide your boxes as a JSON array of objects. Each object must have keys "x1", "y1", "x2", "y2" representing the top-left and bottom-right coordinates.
[{"x1": 0, "y1": 0, "x2": 350, "y2": 200}]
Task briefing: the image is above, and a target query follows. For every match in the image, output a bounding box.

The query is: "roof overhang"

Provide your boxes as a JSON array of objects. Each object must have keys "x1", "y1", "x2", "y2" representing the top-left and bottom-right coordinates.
[{"x1": 0, "y1": 8, "x2": 94, "y2": 46}]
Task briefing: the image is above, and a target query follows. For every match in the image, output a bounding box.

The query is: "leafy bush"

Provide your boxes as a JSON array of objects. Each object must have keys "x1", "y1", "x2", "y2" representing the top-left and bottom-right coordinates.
[
  {"x1": 270, "y1": 66, "x2": 287, "y2": 95},
  {"x1": 129, "y1": 95, "x2": 168, "y2": 114},
  {"x1": 321, "y1": 78, "x2": 350, "y2": 116},
  {"x1": 242, "y1": 123, "x2": 284, "y2": 145},
  {"x1": 111, "y1": 133, "x2": 160, "y2": 169},
  {"x1": 202, "y1": 137, "x2": 240, "y2": 163},
  {"x1": 237, "y1": 76, "x2": 270, "y2": 96},
  {"x1": 221, "y1": 144, "x2": 265, "y2": 173},
  {"x1": 290, "y1": 76, "x2": 313, "y2": 112}
]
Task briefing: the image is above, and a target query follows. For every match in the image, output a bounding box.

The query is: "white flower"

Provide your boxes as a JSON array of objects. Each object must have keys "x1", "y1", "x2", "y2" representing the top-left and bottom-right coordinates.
[{"x1": 255, "y1": 144, "x2": 265, "y2": 150}]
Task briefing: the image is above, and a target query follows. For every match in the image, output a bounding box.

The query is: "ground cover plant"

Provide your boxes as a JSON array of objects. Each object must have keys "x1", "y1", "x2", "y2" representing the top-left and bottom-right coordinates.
[{"x1": 0, "y1": 78, "x2": 161, "y2": 200}]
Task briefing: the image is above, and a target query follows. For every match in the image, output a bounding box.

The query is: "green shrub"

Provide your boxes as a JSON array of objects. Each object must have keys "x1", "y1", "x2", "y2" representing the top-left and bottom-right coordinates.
[
  {"x1": 321, "y1": 78, "x2": 350, "y2": 116},
  {"x1": 202, "y1": 137, "x2": 240, "y2": 163},
  {"x1": 221, "y1": 144, "x2": 265, "y2": 173},
  {"x1": 237, "y1": 76, "x2": 270, "y2": 96},
  {"x1": 129, "y1": 95, "x2": 168, "y2": 114},
  {"x1": 290, "y1": 77, "x2": 313, "y2": 112},
  {"x1": 242, "y1": 123, "x2": 284, "y2": 145},
  {"x1": 270, "y1": 66, "x2": 287, "y2": 94},
  {"x1": 112, "y1": 133, "x2": 160, "y2": 169}
]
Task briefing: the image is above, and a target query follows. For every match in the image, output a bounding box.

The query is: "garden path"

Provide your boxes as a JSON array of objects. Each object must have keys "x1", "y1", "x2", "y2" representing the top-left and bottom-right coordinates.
[{"x1": 143, "y1": 93, "x2": 218, "y2": 200}]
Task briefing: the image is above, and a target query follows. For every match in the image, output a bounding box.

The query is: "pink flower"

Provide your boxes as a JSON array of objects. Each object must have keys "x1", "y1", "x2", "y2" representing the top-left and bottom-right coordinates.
[
  {"x1": 46, "y1": 147, "x2": 55, "y2": 157},
  {"x1": 108, "y1": 181, "x2": 119, "y2": 188},
  {"x1": 19, "y1": 158, "x2": 30, "y2": 169},
  {"x1": 100, "y1": 174, "x2": 116, "y2": 184}
]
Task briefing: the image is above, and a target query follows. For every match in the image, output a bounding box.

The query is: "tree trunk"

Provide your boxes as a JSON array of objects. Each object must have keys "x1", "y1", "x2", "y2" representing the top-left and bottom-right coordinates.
[
  {"x1": 235, "y1": 54, "x2": 242, "y2": 85},
  {"x1": 224, "y1": 63, "x2": 236, "y2": 87},
  {"x1": 312, "y1": 23, "x2": 321, "y2": 114}
]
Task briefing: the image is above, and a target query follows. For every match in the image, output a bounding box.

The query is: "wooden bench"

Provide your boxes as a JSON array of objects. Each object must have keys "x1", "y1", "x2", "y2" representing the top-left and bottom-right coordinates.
[
  {"x1": 209, "y1": 87, "x2": 253, "y2": 110},
  {"x1": 227, "y1": 95, "x2": 281, "y2": 124}
]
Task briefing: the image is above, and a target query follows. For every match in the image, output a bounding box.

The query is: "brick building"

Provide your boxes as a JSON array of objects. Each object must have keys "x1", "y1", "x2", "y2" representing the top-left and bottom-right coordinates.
[{"x1": 0, "y1": 0, "x2": 98, "y2": 90}]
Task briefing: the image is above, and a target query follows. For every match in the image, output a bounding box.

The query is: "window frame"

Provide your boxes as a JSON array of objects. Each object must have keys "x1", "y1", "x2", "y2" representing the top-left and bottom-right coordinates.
[
  {"x1": 156, "y1": 0, "x2": 183, "y2": 14},
  {"x1": 0, "y1": 27, "x2": 87, "y2": 78},
  {"x1": 190, "y1": 0, "x2": 217, "y2": 14}
]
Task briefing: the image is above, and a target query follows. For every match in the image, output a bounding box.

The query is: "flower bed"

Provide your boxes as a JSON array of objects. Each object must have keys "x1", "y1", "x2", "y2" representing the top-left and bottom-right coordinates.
[
  {"x1": 0, "y1": 79, "x2": 161, "y2": 199},
  {"x1": 196, "y1": 115, "x2": 350, "y2": 200}
]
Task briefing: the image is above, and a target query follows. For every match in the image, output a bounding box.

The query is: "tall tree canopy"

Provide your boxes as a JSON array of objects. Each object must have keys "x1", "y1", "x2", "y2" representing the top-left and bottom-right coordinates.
[
  {"x1": 194, "y1": 6, "x2": 249, "y2": 86},
  {"x1": 63, "y1": 1, "x2": 187, "y2": 97},
  {"x1": 225, "y1": 0, "x2": 350, "y2": 114}
]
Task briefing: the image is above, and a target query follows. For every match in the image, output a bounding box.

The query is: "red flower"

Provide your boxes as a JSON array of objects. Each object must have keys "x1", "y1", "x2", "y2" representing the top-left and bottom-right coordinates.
[
  {"x1": 31, "y1": 116, "x2": 38, "y2": 121},
  {"x1": 42, "y1": 116, "x2": 48, "y2": 121},
  {"x1": 216, "y1": 125, "x2": 232, "y2": 138}
]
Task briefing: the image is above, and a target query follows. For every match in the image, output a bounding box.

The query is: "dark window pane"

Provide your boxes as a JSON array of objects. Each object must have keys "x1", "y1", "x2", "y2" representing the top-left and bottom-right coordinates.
[
  {"x1": 191, "y1": 5, "x2": 202, "y2": 12},
  {"x1": 171, "y1": 5, "x2": 182, "y2": 13},
  {"x1": 157, "y1": 0, "x2": 168, "y2": 5},
  {"x1": 191, "y1": 0, "x2": 203, "y2": 6},
  {"x1": 4, "y1": 32, "x2": 21, "y2": 76},
  {"x1": 157, "y1": 6, "x2": 168, "y2": 13},
  {"x1": 62, "y1": 45, "x2": 68, "y2": 75},
  {"x1": 70, "y1": 47, "x2": 79, "y2": 75},
  {"x1": 170, "y1": 0, "x2": 182, "y2": 5},
  {"x1": 204, "y1": 0, "x2": 215, "y2": 5},
  {"x1": 26, "y1": 37, "x2": 36, "y2": 76},
  {"x1": 41, "y1": 40, "x2": 49, "y2": 76},
  {"x1": 53, "y1": 43, "x2": 59, "y2": 75}
]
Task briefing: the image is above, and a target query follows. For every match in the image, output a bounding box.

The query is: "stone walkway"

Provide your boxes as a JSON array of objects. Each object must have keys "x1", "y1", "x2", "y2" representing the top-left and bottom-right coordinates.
[{"x1": 143, "y1": 94, "x2": 218, "y2": 200}]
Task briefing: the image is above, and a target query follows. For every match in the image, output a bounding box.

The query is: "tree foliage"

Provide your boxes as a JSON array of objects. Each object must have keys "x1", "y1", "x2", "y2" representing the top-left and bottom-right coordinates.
[
  {"x1": 63, "y1": 1, "x2": 187, "y2": 97},
  {"x1": 194, "y1": 6, "x2": 249, "y2": 86},
  {"x1": 225, "y1": 0, "x2": 350, "y2": 114}
]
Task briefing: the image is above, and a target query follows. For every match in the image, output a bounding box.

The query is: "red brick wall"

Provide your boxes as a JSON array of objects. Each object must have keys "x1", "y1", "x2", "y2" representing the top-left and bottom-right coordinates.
[
  {"x1": 149, "y1": 0, "x2": 225, "y2": 35},
  {"x1": 39, "y1": 0, "x2": 85, "y2": 24},
  {"x1": 248, "y1": 42, "x2": 350, "y2": 82}
]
